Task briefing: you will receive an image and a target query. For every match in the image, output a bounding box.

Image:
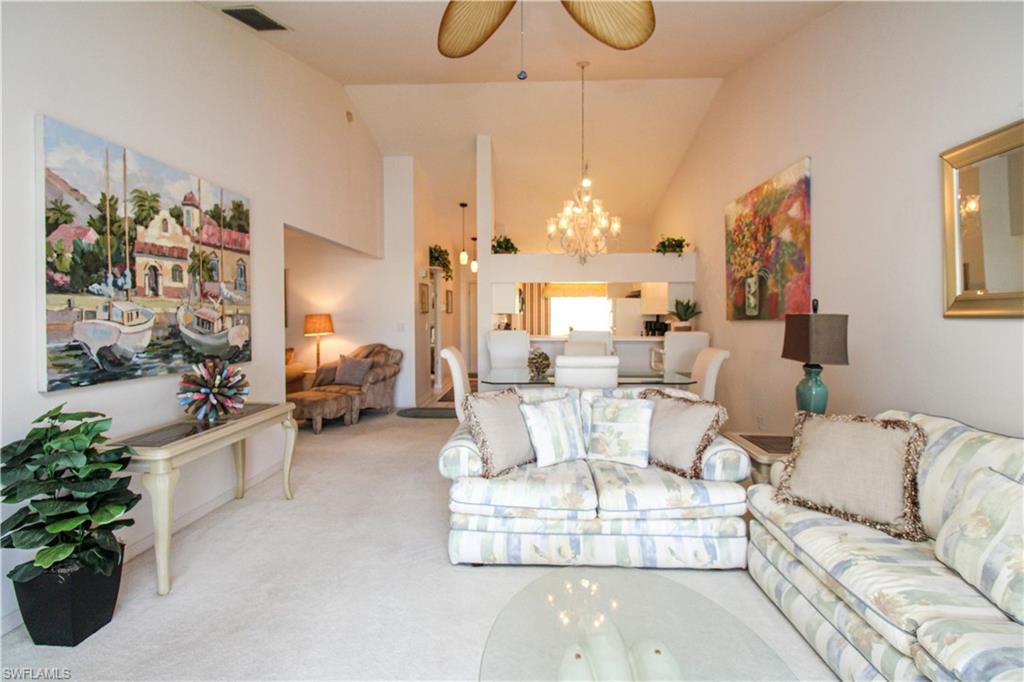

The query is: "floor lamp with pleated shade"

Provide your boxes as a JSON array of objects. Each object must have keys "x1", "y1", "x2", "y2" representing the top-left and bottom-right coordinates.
[{"x1": 304, "y1": 313, "x2": 334, "y2": 369}]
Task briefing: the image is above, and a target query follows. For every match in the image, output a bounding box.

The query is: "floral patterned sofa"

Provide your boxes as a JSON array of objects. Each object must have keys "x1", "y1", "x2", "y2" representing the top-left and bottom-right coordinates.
[
  {"x1": 747, "y1": 410, "x2": 1023, "y2": 681},
  {"x1": 436, "y1": 388, "x2": 752, "y2": 569}
]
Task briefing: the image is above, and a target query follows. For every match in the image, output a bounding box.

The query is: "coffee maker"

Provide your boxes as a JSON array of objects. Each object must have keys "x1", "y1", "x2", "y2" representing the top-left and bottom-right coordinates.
[{"x1": 644, "y1": 317, "x2": 669, "y2": 336}]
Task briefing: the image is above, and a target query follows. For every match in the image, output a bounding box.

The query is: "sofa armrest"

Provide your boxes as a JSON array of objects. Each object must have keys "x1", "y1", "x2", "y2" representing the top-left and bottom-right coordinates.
[
  {"x1": 361, "y1": 364, "x2": 399, "y2": 391},
  {"x1": 362, "y1": 366, "x2": 386, "y2": 390},
  {"x1": 701, "y1": 436, "x2": 752, "y2": 482},
  {"x1": 438, "y1": 424, "x2": 484, "y2": 480},
  {"x1": 770, "y1": 461, "x2": 785, "y2": 487}
]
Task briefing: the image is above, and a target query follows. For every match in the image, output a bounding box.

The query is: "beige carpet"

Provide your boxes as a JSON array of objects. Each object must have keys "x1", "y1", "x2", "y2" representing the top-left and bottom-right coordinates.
[{"x1": 1, "y1": 414, "x2": 833, "y2": 680}]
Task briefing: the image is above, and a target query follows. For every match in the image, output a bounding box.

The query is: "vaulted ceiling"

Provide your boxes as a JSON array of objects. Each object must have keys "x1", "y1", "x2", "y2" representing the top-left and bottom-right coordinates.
[
  {"x1": 346, "y1": 78, "x2": 721, "y2": 251},
  {"x1": 205, "y1": 2, "x2": 836, "y2": 85},
  {"x1": 204, "y1": 1, "x2": 837, "y2": 251}
]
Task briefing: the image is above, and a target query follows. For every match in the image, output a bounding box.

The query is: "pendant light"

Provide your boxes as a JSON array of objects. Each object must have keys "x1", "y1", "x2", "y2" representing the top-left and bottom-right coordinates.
[
  {"x1": 470, "y1": 236, "x2": 479, "y2": 273},
  {"x1": 458, "y1": 202, "x2": 469, "y2": 265}
]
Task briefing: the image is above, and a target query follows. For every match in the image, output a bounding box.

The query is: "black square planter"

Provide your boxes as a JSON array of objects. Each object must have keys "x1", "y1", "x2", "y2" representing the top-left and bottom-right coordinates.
[{"x1": 13, "y1": 558, "x2": 123, "y2": 647}]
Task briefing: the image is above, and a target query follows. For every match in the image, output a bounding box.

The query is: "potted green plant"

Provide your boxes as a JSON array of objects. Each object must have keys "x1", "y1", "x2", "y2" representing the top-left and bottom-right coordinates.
[
  {"x1": 671, "y1": 299, "x2": 702, "y2": 331},
  {"x1": 653, "y1": 236, "x2": 689, "y2": 256},
  {"x1": 491, "y1": 235, "x2": 519, "y2": 254},
  {"x1": 429, "y1": 245, "x2": 453, "y2": 281},
  {"x1": 1, "y1": 404, "x2": 141, "y2": 646}
]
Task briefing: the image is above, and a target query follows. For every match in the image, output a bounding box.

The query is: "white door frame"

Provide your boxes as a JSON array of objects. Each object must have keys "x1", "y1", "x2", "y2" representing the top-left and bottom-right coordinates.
[{"x1": 431, "y1": 268, "x2": 444, "y2": 391}]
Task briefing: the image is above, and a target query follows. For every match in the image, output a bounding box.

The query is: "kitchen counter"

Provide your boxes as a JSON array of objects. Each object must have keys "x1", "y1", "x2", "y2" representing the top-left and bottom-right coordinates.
[
  {"x1": 528, "y1": 335, "x2": 664, "y2": 343},
  {"x1": 528, "y1": 335, "x2": 664, "y2": 372}
]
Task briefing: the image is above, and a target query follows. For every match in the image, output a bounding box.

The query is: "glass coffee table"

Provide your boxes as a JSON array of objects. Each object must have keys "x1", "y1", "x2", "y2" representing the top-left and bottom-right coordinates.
[{"x1": 480, "y1": 568, "x2": 795, "y2": 681}]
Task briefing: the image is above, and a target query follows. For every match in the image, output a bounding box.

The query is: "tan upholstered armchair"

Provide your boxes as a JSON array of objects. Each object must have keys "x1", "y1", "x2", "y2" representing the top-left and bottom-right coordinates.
[{"x1": 310, "y1": 343, "x2": 404, "y2": 414}]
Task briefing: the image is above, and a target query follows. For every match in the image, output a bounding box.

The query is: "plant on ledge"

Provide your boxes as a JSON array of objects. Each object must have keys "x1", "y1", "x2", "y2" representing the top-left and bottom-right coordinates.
[
  {"x1": 653, "y1": 236, "x2": 689, "y2": 256},
  {"x1": 1, "y1": 404, "x2": 141, "y2": 646},
  {"x1": 491, "y1": 235, "x2": 520, "y2": 254},
  {"x1": 673, "y1": 299, "x2": 702, "y2": 322},
  {"x1": 429, "y1": 245, "x2": 453, "y2": 281}
]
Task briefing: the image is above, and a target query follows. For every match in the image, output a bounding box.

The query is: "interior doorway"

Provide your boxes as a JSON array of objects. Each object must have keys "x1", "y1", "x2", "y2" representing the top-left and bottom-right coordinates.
[{"x1": 429, "y1": 268, "x2": 444, "y2": 391}]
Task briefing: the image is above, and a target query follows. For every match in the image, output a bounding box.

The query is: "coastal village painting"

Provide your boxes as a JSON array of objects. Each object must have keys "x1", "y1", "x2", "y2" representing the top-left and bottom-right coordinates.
[{"x1": 43, "y1": 117, "x2": 252, "y2": 391}]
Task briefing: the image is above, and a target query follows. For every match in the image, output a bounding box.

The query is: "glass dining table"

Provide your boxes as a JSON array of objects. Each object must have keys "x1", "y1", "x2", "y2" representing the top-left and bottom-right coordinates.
[{"x1": 480, "y1": 368, "x2": 695, "y2": 388}]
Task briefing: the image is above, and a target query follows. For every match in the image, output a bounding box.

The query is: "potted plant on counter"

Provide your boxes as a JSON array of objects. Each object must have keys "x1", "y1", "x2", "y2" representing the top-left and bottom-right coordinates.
[
  {"x1": 1, "y1": 404, "x2": 141, "y2": 646},
  {"x1": 491, "y1": 235, "x2": 519, "y2": 254},
  {"x1": 671, "y1": 299, "x2": 702, "y2": 331},
  {"x1": 653, "y1": 235, "x2": 689, "y2": 256}
]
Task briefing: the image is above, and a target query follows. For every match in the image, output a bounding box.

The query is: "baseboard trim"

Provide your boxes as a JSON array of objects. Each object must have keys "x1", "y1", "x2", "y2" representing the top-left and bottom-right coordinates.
[
  {"x1": 1, "y1": 462, "x2": 281, "y2": 636},
  {"x1": 123, "y1": 462, "x2": 280, "y2": 561}
]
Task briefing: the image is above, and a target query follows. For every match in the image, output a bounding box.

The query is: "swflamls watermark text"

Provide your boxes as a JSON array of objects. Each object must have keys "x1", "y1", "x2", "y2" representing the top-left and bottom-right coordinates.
[{"x1": 2, "y1": 668, "x2": 72, "y2": 680}]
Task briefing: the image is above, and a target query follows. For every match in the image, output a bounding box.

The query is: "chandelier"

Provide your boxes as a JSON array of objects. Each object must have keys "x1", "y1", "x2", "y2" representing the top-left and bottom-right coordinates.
[{"x1": 546, "y1": 61, "x2": 621, "y2": 264}]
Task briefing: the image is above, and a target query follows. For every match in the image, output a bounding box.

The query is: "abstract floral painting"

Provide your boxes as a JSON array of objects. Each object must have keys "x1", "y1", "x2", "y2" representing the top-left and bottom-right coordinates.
[
  {"x1": 42, "y1": 116, "x2": 252, "y2": 391},
  {"x1": 725, "y1": 158, "x2": 811, "y2": 320}
]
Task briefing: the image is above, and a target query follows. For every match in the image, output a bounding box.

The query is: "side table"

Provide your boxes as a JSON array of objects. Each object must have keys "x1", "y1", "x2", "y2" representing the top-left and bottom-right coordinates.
[{"x1": 723, "y1": 432, "x2": 793, "y2": 485}]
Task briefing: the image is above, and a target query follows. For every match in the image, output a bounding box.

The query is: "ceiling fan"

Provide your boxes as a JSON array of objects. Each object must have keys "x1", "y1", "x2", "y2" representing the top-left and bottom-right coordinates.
[{"x1": 437, "y1": 0, "x2": 656, "y2": 59}]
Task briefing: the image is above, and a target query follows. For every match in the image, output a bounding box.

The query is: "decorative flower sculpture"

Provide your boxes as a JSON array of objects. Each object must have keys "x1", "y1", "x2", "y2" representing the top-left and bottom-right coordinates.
[
  {"x1": 528, "y1": 348, "x2": 551, "y2": 380},
  {"x1": 177, "y1": 357, "x2": 250, "y2": 422}
]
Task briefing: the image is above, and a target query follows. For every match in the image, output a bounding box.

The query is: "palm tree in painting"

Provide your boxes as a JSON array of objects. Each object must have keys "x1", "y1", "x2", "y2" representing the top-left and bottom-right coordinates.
[
  {"x1": 168, "y1": 205, "x2": 184, "y2": 226},
  {"x1": 130, "y1": 188, "x2": 161, "y2": 227},
  {"x1": 45, "y1": 197, "x2": 74, "y2": 235},
  {"x1": 188, "y1": 248, "x2": 216, "y2": 297},
  {"x1": 227, "y1": 200, "x2": 250, "y2": 233},
  {"x1": 205, "y1": 203, "x2": 225, "y2": 225},
  {"x1": 86, "y1": 192, "x2": 121, "y2": 263}
]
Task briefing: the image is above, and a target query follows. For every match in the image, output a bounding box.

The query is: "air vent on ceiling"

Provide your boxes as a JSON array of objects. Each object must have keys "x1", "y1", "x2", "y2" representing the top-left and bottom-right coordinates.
[{"x1": 222, "y1": 6, "x2": 289, "y2": 32}]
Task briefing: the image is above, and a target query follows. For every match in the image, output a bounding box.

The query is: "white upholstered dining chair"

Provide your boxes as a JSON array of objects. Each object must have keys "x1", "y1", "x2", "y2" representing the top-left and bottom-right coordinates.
[
  {"x1": 563, "y1": 341, "x2": 609, "y2": 356},
  {"x1": 568, "y1": 330, "x2": 614, "y2": 355},
  {"x1": 691, "y1": 347, "x2": 730, "y2": 401},
  {"x1": 487, "y1": 330, "x2": 529, "y2": 370},
  {"x1": 554, "y1": 355, "x2": 620, "y2": 389},
  {"x1": 660, "y1": 331, "x2": 710, "y2": 373},
  {"x1": 440, "y1": 346, "x2": 471, "y2": 423}
]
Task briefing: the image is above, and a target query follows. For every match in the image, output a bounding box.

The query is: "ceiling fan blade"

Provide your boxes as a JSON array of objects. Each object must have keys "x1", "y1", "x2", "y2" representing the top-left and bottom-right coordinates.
[
  {"x1": 561, "y1": 0, "x2": 655, "y2": 50},
  {"x1": 438, "y1": 1, "x2": 518, "y2": 59}
]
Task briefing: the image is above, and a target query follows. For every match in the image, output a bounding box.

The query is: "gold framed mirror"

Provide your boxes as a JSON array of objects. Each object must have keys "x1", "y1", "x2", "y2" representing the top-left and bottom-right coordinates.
[{"x1": 941, "y1": 120, "x2": 1024, "y2": 318}]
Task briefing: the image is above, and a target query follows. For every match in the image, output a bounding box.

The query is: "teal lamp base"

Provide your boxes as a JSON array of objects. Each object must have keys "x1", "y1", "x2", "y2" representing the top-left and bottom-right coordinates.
[{"x1": 796, "y1": 364, "x2": 828, "y2": 414}]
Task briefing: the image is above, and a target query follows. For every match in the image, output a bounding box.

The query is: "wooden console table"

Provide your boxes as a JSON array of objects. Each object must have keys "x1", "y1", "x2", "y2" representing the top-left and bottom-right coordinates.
[{"x1": 119, "y1": 403, "x2": 296, "y2": 595}]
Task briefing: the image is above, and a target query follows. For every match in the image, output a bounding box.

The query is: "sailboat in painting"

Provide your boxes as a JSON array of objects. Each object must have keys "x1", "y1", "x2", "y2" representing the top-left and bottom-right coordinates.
[
  {"x1": 72, "y1": 148, "x2": 155, "y2": 370},
  {"x1": 176, "y1": 304, "x2": 248, "y2": 357},
  {"x1": 176, "y1": 182, "x2": 250, "y2": 359}
]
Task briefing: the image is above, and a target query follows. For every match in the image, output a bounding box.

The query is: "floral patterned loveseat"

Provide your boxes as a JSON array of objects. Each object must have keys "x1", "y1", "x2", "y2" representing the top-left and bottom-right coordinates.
[
  {"x1": 747, "y1": 411, "x2": 1023, "y2": 681},
  {"x1": 436, "y1": 388, "x2": 753, "y2": 569}
]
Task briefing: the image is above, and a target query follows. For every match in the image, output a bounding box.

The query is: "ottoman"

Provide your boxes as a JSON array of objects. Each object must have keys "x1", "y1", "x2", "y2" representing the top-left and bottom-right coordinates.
[{"x1": 287, "y1": 390, "x2": 358, "y2": 434}]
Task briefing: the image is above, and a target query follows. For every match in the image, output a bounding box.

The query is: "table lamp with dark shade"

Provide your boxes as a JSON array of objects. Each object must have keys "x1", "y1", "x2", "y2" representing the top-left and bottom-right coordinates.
[
  {"x1": 782, "y1": 299, "x2": 848, "y2": 414},
  {"x1": 303, "y1": 313, "x2": 334, "y2": 369}
]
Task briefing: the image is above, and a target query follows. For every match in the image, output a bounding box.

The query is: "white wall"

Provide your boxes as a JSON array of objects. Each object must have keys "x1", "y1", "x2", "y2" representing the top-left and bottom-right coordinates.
[
  {"x1": 1, "y1": 3, "x2": 382, "y2": 632},
  {"x1": 651, "y1": 2, "x2": 1024, "y2": 436},
  {"x1": 283, "y1": 225, "x2": 417, "y2": 407},
  {"x1": 271, "y1": 155, "x2": 467, "y2": 408}
]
